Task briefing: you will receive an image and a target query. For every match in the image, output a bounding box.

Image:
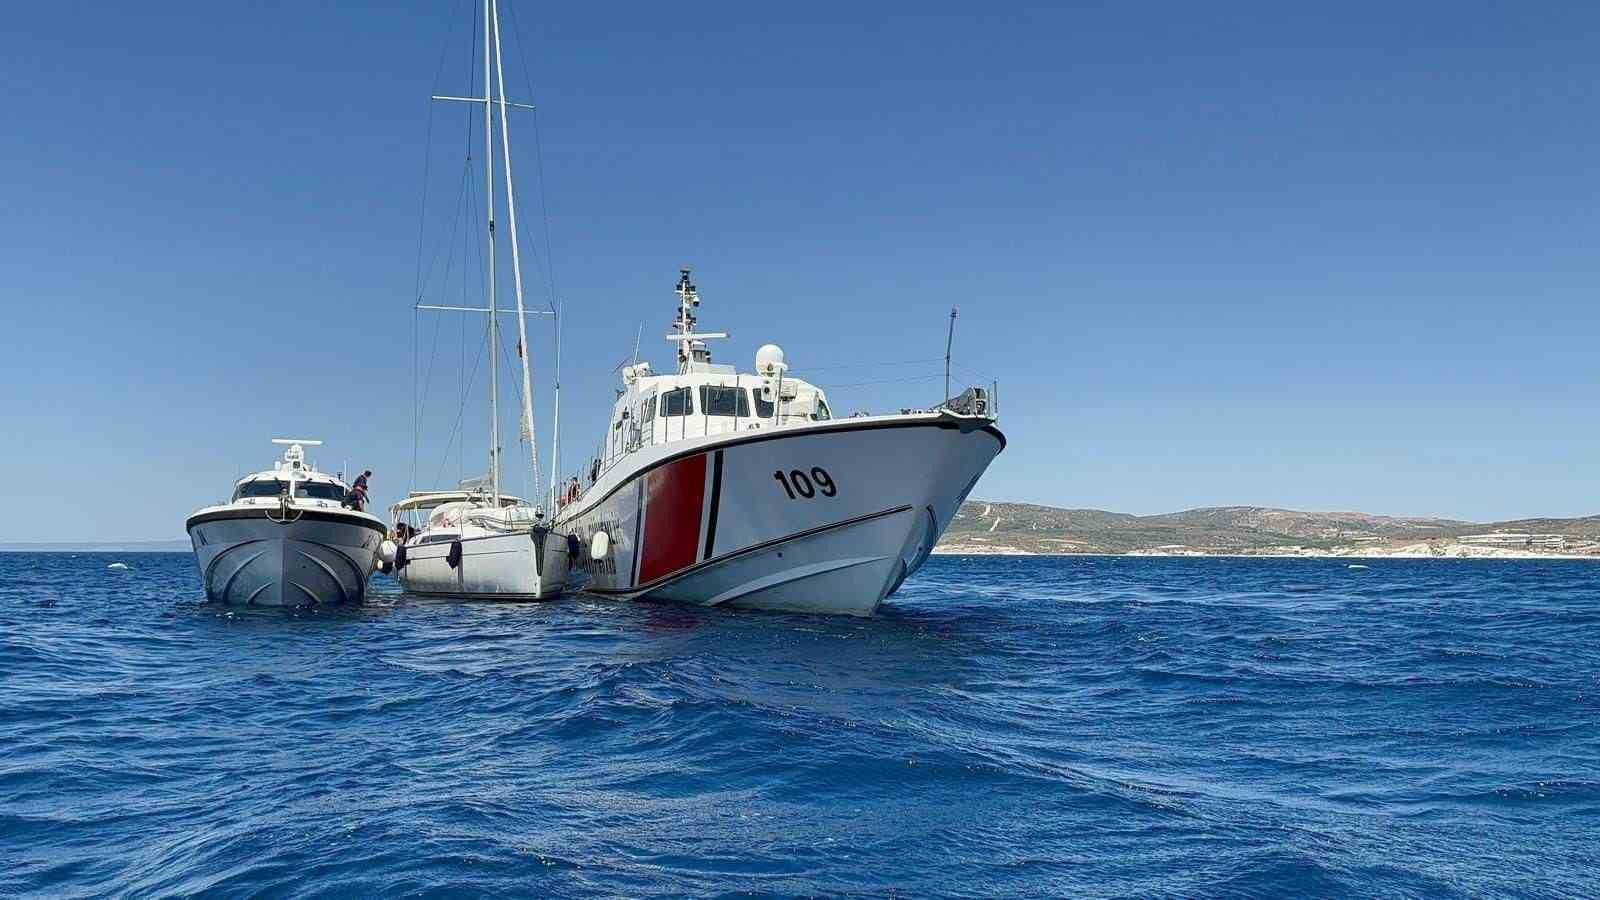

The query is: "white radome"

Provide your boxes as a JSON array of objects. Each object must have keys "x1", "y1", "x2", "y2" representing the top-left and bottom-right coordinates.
[{"x1": 755, "y1": 343, "x2": 786, "y2": 376}]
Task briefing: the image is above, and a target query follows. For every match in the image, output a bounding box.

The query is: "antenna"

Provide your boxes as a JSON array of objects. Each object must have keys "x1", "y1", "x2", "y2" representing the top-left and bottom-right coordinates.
[
  {"x1": 665, "y1": 267, "x2": 727, "y2": 373},
  {"x1": 944, "y1": 306, "x2": 958, "y2": 401}
]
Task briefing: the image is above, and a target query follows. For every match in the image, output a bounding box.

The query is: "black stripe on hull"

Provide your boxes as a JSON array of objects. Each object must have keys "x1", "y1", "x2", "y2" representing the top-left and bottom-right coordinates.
[{"x1": 702, "y1": 450, "x2": 724, "y2": 561}]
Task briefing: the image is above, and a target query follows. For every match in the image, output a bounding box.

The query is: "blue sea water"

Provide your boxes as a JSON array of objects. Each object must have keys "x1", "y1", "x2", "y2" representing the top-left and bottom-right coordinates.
[{"x1": 1, "y1": 553, "x2": 1597, "y2": 898}]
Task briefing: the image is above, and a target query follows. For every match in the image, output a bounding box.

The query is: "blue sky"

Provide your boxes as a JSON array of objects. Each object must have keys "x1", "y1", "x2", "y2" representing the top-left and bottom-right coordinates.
[{"x1": 3, "y1": 0, "x2": 1598, "y2": 540}]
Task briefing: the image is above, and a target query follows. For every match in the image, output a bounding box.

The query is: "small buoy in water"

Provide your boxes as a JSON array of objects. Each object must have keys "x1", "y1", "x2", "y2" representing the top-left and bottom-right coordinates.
[
  {"x1": 1346, "y1": 564, "x2": 1368, "y2": 569},
  {"x1": 107, "y1": 562, "x2": 129, "y2": 570}
]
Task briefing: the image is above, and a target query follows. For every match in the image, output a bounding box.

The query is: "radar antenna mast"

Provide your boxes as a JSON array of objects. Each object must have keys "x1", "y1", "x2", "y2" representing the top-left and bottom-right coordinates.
[{"x1": 666, "y1": 267, "x2": 727, "y2": 374}]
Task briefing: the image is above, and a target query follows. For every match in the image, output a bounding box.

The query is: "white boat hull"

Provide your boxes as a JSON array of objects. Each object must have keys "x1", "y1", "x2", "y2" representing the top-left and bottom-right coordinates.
[
  {"x1": 557, "y1": 413, "x2": 1003, "y2": 616},
  {"x1": 396, "y1": 529, "x2": 569, "y2": 600},
  {"x1": 187, "y1": 508, "x2": 386, "y2": 606}
]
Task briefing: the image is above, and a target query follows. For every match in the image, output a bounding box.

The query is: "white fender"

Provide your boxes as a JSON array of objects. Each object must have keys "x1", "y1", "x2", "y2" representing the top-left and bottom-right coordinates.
[{"x1": 590, "y1": 530, "x2": 610, "y2": 560}]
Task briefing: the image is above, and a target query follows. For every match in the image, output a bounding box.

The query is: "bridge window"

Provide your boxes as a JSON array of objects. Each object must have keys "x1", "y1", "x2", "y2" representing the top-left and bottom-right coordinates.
[
  {"x1": 296, "y1": 482, "x2": 348, "y2": 502},
  {"x1": 662, "y1": 387, "x2": 693, "y2": 417},
  {"x1": 753, "y1": 390, "x2": 774, "y2": 418},
  {"x1": 698, "y1": 385, "x2": 750, "y2": 417},
  {"x1": 810, "y1": 398, "x2": 832, "y2": 421},
  {"x1": 234, "y1": 480, "x2": 288, "y2": 500}
]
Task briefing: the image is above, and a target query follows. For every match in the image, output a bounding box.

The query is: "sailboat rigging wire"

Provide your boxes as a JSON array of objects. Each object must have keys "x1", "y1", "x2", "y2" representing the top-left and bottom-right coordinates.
[
  {"x1": 490, "y1": 0, "x2": 542, "y2": 496},
  {"x1": 798, "y1": 357, "x2": 945, "y2": 373},
  {"x1": 413, "y1": 4, "x2": 462, "y2": 300},
  {"x1": 951, "y1": 361, "x2": 998, "y2": 386},
  {"x1": 413, "y1": 0, "x2": 483, "y2": 306},
  {"x1": 412, "y1": 9, "x2": 456, "y2": 491},
  {"x1": 415, "y1": 157, "x2": 478, "y2": 483},
  {"x1": 503, "y1": 0, "x2": 565, "y2": 497},
  {"x1": 431, "y1": 331, "x2": 490, "y2": 493},
  {"x1": 503, "y1": 0, "x2": 562, "y2": 306},
  {"x1": 826, "y1": 373, "x2": 948, "y2": 390},
  {"x1": 415, "y1": 0, "x2": 485, "y2": 492}
]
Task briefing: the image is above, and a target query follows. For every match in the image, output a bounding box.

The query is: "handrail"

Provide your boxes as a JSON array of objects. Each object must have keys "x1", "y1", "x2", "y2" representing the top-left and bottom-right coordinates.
[{"x1": 559, "y1": 371, "x2": 1001, "y2": 513}]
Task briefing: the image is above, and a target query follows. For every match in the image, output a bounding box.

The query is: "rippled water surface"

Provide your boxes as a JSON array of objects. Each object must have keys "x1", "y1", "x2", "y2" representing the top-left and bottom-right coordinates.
[{"x1": 3, "y1": 553, "x2": 1598, "y2": 897}]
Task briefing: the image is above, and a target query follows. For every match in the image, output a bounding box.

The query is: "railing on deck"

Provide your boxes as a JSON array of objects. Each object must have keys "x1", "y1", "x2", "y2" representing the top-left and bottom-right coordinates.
[{"x1": 553, "y1": 371, "x2": 998, "y2": 512}]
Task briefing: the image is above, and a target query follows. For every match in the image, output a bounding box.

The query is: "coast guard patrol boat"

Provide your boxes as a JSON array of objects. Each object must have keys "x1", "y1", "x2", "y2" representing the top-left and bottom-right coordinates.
[
  {"x1": 554, "y1": 269, "x2": 1004, "y2": 617},
  {"x1": 186, "y1": 440, "x2": 386, "y2": 606}
]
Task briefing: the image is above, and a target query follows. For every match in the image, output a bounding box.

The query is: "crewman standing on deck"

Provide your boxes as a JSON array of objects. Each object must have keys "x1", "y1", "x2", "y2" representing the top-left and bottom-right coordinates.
[{"x1": 346, "y1": 470, "x2": 372, "y2": 511}]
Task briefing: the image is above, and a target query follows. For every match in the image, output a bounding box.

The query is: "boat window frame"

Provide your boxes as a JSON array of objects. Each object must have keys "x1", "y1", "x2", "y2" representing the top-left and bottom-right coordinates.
[
  {"x1": 295, "y1": 481, "x2": 348, "y2": 502},
  {"x1": 661, "y1": 387, "x2": 693, "y2": 417},
  {"x1": 698, "y1": 384, "x2": 751, "y2": 418},
  {"x1": 233, "y1": 479, "x2": 289, "y2": 501}
]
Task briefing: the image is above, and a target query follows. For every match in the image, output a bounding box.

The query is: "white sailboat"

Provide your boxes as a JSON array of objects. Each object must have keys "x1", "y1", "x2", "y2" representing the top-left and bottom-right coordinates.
[
  {"x1": 384, "y1": 0, "x2": 567, "y2": 601},
  {"x1": 554, "y1": 270, "x2": 1004, "y2": 617},
  {"x1": 187, "y1": 440, "x2": 386, "y2": 606}
]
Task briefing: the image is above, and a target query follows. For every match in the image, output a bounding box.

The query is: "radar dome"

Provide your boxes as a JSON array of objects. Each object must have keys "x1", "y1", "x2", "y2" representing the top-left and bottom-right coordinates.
[{"x1": 755, "y1": 343, "x2": 786, "y2": 376}]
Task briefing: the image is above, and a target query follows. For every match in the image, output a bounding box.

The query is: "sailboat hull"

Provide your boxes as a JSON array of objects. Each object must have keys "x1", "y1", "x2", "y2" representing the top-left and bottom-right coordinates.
[
  {"x1": 187, "y1": 508, "x2": 386, "y2": 606},
  {"x1": 396, "y1": 529, "x2": 569, "y2": 600}
]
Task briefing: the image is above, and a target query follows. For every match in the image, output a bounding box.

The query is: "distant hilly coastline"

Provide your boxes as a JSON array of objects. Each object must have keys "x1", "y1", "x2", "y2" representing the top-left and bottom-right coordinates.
[{"x1": 937, "y1": 502, "x2": 1600, "y2": 559}]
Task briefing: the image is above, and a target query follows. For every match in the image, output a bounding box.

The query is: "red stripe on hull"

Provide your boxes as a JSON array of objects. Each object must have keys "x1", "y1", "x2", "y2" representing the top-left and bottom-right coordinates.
[{"x1": 637, "y1": 453, "x2": 706, "y2": 585}]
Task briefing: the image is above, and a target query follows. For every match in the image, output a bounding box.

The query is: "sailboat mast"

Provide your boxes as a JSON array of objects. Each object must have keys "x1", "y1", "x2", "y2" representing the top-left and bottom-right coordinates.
[
  {"x1": 490, "y1": 0, "x2": 541, "y2": 500},
  {"x1": 483, "y1": 0, "x2": 501, "y2": 506}
]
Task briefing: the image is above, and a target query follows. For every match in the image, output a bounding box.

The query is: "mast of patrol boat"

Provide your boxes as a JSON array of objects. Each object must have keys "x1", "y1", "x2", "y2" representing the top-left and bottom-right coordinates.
[{"x1": 668, "y1": 268, "x2": 726, "y2": 374}]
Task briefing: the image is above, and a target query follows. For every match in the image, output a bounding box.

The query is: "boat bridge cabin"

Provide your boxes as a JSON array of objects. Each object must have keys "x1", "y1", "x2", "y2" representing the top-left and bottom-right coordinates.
[
  {"x1": 569, "y1": 268, "x2": 841, "y2": 489},
  {"x1": 597, "y1": 359, "x2": 832, "y2": 473}
]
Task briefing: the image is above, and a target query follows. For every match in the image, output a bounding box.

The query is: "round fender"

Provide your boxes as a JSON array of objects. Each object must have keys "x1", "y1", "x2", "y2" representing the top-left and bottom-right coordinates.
[{"x1": 590, "y1": 530, "x2": 610, "y2": 561}]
